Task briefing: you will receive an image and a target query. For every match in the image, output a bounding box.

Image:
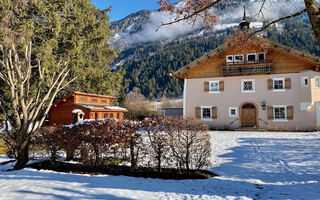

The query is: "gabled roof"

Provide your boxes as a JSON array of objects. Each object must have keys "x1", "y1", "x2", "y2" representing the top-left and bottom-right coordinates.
[{"x1": 172, "y1": 37, "x2": 320, "y2": 81}]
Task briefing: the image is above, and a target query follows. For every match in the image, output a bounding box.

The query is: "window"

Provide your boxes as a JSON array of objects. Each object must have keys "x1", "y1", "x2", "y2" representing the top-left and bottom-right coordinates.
[
  {"x1": 273, "y1": 78, "x2": 285, "y2": 91},
  {"x1": 234, "y1": 54, "x2": 244, "y2": 63},
  {"x1": 209, "y1": 81, "x2": 219, "y2": 92},
  {"x1": 315, "y1": 76, "x2": 320, "y2": 88},
  {"x1": 201, "y1": 106, "x2": 211, "y2": 120},
  {"x1": 101, "y1": 99, "x2": 107, "y2": 103},
  {"x1": 241, "y1": 79, "x2": 255, "y2": 93},
  {"x1": 110, "y1": 113, "x2": 114, "y2": 118},
  {"x1": 80, "y1": 97, "x2": 87, "y2": 102},
  {"x1": 247, "y1": 53, "x2": 256, "y2": 63},
  {"x1": 91, "y1": 98, "x2": 98, "y2": 103},
  {"x1": 226, "y1": 55, "x2": 233, "y2": 63},
  {"x1": 258, "y1": 53, "x2": 265, "y2": 61},
  {"x1": 117, "y1": 113, "x2": 120, "y2": 119},
  {"x1": 274, "y1": 106, "x2": 287, "y2": 120},
  {"x1": 104, "y1": 113, "x2": 109, "y2": 119},
  {"x1": 229, "y1": 107, "x2": 238, "y2": 117},
  {"x1": 301, "y1": 77, "x2": 309, "y2": 87}
]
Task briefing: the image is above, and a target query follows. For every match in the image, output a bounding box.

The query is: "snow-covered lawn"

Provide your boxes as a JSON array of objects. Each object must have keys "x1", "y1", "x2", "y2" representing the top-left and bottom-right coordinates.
[{"x1": 0, "y1": 131, "x2": 320, "y2": 200}]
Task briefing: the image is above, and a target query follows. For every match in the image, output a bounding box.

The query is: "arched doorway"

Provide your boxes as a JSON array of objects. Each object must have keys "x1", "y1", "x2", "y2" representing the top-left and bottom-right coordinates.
[{"x1": 241, "y1": 103, "x2": 257, "y2": 127}]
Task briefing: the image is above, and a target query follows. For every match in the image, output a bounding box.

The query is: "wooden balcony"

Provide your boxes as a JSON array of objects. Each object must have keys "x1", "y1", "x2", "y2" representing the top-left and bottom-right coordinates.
[{"x1": 222, "y1": 60, "x2": 273, "y2": 76}]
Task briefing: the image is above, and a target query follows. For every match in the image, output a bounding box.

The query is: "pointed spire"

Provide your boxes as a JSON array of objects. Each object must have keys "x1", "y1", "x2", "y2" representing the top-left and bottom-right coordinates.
[
  {"x1": 239, "y1": 5, "x2": 250, "y2": 30},
  {"x1": 243, "y1": 6, "x2": 248, "y2": 22}
]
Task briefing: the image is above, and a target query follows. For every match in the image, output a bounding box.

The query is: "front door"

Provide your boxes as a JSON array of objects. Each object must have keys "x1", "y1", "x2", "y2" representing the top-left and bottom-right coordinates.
[{"x1": 241, "y1": 103, "x2": 257, "y2": 127}]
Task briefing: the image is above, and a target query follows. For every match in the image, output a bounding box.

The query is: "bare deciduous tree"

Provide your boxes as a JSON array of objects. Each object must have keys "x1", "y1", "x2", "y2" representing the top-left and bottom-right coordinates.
[
  {"x1": 158, "y1": 0, "x2": 320, "y2": 49},
  {"x1": 0, "y1": 42, "x2": 76, "y2": 169}
]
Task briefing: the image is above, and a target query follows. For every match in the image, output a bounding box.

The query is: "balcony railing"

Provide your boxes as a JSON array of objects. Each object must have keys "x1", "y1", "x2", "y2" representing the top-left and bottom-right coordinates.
[{"x1": 222, "y1": 60, "x2": 273, "y2": 76}]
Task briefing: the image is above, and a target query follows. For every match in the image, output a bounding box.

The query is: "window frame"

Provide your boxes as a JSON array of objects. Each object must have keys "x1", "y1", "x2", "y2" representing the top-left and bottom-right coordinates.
[
  {"x1": 273, "y1": 105, "x2": 287, "y2": 121},
  {"x1": 241, "y1": 79, "x2": 255, "y2": 93},
  {"x1": 247, "y1": 53, "x2": 256, "y2": 63},
  {"x1": 234, "y1": 54, "x2": 244, "y2": 63},
  {"x1": 315, "y1": 76, "x2": 320, "y2": 88},
  {"x1": 229, "y1": 107, "x2": 238, "y2": 118},
  {"x1": 200, "y1": 106, "x2": 212, "y2": 120},
  {"x1": 272, "y1": 78, "x2": 286, "y2": 92},
  {"x1": 258, "y1": 53, "x2": 265, "y2": 61},
  {"x1": 209, "y1": 80, "x2": 220, "y2": 93},
  {"x1": 301, "y1": 77, "x2": 309, "y2": 87},
  {"x1": 226, "y1": 55, "x2": 233, "y2": 63}
]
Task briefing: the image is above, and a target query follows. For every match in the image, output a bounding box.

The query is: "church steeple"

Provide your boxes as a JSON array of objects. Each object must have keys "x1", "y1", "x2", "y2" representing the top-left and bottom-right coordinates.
[{"x1": 239, "y1": 6, "x2": 250, "y2": 30}]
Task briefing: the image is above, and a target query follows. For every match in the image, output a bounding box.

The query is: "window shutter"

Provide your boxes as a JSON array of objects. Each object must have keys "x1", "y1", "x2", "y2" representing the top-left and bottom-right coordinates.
[
  {"x1": 267, "y1": 106, "x2": 273, "y2": 120},
  {"x1": 287, "y1": 106, "x2": 294, "y2": 120},
  {"x1": 212, "y1": 106, "x2": 217, "y2": 119},
  {"x1": 219, "y1": 81, "x2": 224, "y2": 91},
  {"x1": 204, "y1": 81, "x2": 209, "y2": 92},
  {"x1": 285, "y1": 78, "x2": 291, "y2": 89},
  {"x1": 268, "y1": 79, "x2": 273, "y2": 90},
  {"x1": 195, "y1": 107, "x2": 201, "y2": 119}
]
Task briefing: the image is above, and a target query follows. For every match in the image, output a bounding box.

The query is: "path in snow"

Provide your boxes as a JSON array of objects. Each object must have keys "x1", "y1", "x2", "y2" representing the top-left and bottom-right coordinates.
[{"x1": 0, "y1": 131, "x2": 319, "y2": 200}]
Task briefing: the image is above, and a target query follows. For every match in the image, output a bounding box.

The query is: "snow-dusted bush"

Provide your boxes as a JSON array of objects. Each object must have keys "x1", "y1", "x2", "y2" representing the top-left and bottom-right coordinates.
[
  {"x1": 34, "y1": 118, "x2": 211, "y2": 171},
  {"x1": 165, "y1": 117, "x2": 211, "y2": 170}
]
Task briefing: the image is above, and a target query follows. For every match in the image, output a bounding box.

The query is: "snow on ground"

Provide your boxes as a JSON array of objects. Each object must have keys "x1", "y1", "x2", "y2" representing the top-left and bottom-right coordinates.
[{"x1": 0, "y1": 131, "x2": 320, "y2": 200}]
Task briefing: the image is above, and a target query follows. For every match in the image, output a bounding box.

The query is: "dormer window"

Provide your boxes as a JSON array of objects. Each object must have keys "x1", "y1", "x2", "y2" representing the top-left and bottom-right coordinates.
[
  {"x1": 226, "y1": 55, "x2": 233, "y2": 63},
  {"x1": 234, "y1": 54, "x2": 244, "y2": 63}
]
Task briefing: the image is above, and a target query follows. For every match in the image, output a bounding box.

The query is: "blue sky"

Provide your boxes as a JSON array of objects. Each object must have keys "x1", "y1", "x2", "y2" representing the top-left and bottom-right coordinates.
[
  {"x1": 92, "y1": 0, "x2": 179, "y2": 21},
  {"x1": 92, "y1": 0, "x2": 160, "y2": 21}
]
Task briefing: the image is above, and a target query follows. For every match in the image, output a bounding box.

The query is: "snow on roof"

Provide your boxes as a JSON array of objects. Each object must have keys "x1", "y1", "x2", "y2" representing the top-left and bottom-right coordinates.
[{"x1": 76, "y1": 104, "x2": 127, "y2": 111}]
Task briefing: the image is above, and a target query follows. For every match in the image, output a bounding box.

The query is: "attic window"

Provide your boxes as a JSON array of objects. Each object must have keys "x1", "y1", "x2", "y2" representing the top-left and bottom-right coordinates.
[
  {"x1": 80, "y1": 98, "x2": 87, "y2": 102},
  {"x1": 91, "y1": 99, "x2": 98, "y2": 103},
  {"x1": 258, "y1": 53, "x2": 265, "y2": 61},
  {"x1": 247, "y1": 53, "x2": 256, "y2": 62},
  {"x1": 234, "y1": 54, "x2": 244, "y2": 63},
  {"x1": 226, "y1": 55, "x2": 233, "y2": 63}
]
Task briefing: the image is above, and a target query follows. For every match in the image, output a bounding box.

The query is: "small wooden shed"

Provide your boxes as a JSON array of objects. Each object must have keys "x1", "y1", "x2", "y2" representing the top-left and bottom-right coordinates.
[{"x1": 49, "y1": 92, "x2": 128, "y2": 125}]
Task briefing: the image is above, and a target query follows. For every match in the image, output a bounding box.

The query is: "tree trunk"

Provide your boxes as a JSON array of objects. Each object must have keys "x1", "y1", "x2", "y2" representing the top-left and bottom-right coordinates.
[
  {"x1": 14, "y1": 145, "x2": 29, "y2": 170},
  {"x1": 304, "y1": 0, "x2": 320, "y2": 50}
]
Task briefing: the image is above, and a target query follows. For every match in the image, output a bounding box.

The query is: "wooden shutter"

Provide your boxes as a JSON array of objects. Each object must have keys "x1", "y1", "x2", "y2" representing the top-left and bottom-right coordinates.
[
  {"x1": 219, "y1": 81, "x2": 224, "y2": 91},
  {"x1": 267, "y1": 79, "x2": 273, "y2": 90},
  {"x1": 267, "y1": 106, "x2": 273, "y2": 120},
  {"x1": 212, "y1": 106, "x2": 217, "y2": 119},
  {"x1": 204, "y1": 81, "x2": 209, "y2": 92},
  {"x1": 285, "y1": 78, "x2": 291, "y2": 89},
  {"x1": 287, "y1": 106, "x2": 294, "y2": 120},
  {"x1": 195, "y1": 107, "x2": 201, "y2": 119}
]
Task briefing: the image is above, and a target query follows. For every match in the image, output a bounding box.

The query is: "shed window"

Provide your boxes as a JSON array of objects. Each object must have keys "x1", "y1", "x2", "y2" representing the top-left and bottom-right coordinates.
[{"x1": 80, "y1": 97, "x2": 87, "y2": 102}]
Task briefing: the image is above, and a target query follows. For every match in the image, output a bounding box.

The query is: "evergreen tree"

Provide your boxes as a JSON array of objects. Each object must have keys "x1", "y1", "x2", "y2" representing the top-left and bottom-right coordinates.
[{"x1": 0, "y1": 0, "x2": 122, "y2": 97}]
